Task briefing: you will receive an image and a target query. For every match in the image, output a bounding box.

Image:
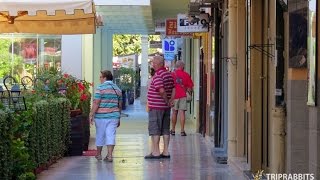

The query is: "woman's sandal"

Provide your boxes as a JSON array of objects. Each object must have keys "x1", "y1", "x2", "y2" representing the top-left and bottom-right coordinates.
[
  {"x1": 104, "y1": 155, "x2": 113, "y2": 162},
  {"x1": 95, "y1": 155, "x2": 102, "y2": 161}
]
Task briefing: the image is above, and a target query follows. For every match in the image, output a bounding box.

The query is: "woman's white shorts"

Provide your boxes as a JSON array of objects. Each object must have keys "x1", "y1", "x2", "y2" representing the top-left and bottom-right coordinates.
[{"x1": 95, "y1": 119, "x2": 119, "y2": 146}]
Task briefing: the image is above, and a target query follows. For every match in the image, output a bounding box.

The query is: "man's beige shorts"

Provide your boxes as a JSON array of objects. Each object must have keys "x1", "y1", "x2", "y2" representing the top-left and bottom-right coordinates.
[{"x1": 173, "y1": 97, "x2": 187, "y2": 111}]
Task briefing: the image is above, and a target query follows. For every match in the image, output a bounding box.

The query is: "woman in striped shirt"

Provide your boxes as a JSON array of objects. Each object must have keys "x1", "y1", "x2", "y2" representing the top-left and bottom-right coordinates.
[{"x1": 89, "y1": 70, "x2": 122, "y2": 162}]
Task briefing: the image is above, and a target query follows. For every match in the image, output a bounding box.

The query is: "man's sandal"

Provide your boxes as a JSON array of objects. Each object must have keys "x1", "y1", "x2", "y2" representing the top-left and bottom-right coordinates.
[
  {"x1": 170, "y1": 130, "x2": 175, "y2": 136},
  {"x1": 144, "y1": 153, "x2": 161, "y2": 159}
]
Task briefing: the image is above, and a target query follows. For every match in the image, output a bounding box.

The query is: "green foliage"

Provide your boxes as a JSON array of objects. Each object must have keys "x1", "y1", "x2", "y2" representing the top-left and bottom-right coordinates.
[
  {"x1": 11, "y1": 110, "x2": 35, "y2": 178},
  {"x1": 10, "y1": 138, "x2": 35, "y2": 178},
  {"x1": 113, "y1": 35, "x2": 161, "y2": 56},
  {"x1": 55, "y1": 98, "x2": 71, "y2": 156},
  {"x1": 30, "y1": 69, "x2": 91, "y2": 110},
  {"x1": 0, "y1": 109, "x2": 36, "y2": 180},
  {"x1": 113, "y1": 35, "x2": 141, "y2": 56},
  {"x1": 118, "y1": 67, "x2": 136, "y2": 91},
  {"x1": 0, "y1": 39, "x2": 34, "y2": 80},
  {"x1": 17, "y1": 172, "x2": 36, "y2": 180},
  {"x1": 33, "y1": 101, "x2": 49, "y2": 165},
  {"x1": 30, "y1": 98, "x2": 70, "y2": 166},
  {"x1": 0, "y1": 110, "x2": 13, "y2": 179},
  {"x1": 0, "y1": 95, "x2": 71, "y2": 179},
  {"x1": 148, "y1": 35, "x2": 161, "y2": 54}
]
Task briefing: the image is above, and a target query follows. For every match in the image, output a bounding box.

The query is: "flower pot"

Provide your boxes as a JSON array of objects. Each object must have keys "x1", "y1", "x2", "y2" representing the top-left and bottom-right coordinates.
[
  {"x1": 70, "y1": 109, "x2": 82, "y2": 117},
  {"x1": 127, "y1": 90, "x2": 134, "y2": 105},
  {"x1": 68, "y1": 114, "x2": 84, "y2": 156},
  {"x1": 122, "y1": 90, "x2": 127, "y2": 110}
]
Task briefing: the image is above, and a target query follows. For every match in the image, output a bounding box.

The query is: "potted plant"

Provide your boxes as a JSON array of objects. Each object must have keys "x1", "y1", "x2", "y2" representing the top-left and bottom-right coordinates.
[
  {"x1": 118, "y1": 67, "x2": 136, "y2": 106},
  {"x1": 57, "y1": 73, "x2": 92, "y2": 155}
]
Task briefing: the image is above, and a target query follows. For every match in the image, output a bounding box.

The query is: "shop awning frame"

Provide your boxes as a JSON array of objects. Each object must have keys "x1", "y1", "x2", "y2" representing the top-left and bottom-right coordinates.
[{"x1": 0, "y1": 0, "x2": 96, "y2": 34}]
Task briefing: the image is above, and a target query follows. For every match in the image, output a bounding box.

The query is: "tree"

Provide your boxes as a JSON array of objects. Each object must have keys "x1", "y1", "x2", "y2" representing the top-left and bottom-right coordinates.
[
  {"x1": 148, "y1": 35, "x2": 161, "y2": 55},
  {"x1": 113, "y1": 35, "x2": 161, "y2": 56},
  {"x1": 0, "y1": 39, "x2": 26, "y2": 81},
  {"x1": 113, "y1": 35, "x2": 141, "y2": 56}
]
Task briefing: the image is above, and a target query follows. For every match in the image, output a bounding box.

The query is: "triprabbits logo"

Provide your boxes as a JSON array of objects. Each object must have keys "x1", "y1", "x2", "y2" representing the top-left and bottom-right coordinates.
[
  {"x1": 265, "y1": 174, "x2": 315, "y2": 180},
  {"x1": 253, "y1": 170, "x2": 315, "y2": 180}
]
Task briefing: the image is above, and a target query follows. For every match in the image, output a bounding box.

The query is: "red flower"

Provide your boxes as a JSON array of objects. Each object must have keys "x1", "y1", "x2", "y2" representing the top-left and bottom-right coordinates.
[
  {"x1": 57, "y1": 79, "x2": 64, "y2": 85},
  {"x1": 78, "y1": 83, "x2": 85, "y2": 91},
  {"x1": 80, "y1": 94, "x2": 88, "y2": 101},
  {"x1": 63, "y1": 74, "x2": 69, "y2": 78}
]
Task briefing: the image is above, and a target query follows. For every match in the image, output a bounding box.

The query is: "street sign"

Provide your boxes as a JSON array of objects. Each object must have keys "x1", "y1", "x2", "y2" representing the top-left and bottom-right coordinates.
[{"x1": 162, "y1": 39, "x2": 177, "y2": 60}]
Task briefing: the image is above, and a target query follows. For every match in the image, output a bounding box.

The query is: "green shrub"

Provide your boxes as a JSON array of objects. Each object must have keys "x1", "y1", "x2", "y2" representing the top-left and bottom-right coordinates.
[
  {"x1": 48, "y1": 98, "x2": 70, "y2": 157},
  {"x1": 0, "y1": 110, "x2": 13, "y2": 179},
  {"x1": 33, "y1": 100, "x2": 50, "y2": 165},
  {"x1": 0, "y1": 109, "x2": 36, "y2": 180}
]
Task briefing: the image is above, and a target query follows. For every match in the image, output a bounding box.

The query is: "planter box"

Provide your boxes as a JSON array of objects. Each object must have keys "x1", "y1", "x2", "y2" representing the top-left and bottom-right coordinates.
[{"x1": 67, "y1": 113, "x2": 90, "y2": 156}]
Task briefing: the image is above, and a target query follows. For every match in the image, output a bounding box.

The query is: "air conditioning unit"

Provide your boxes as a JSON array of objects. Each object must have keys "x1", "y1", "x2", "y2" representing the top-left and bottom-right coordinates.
[{"x1": 188, "y1": 2, "x2": 201, "y2": 16}]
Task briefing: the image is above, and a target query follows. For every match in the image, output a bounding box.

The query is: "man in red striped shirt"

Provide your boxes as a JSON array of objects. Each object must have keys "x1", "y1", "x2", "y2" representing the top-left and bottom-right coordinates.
[{"x1": 145, "y1": 56, "x2": 174, "y2": 159}]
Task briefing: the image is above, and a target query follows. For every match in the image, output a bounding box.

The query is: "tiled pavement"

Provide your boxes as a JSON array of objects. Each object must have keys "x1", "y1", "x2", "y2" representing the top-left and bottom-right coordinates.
[{"x1": 37, "y1": 99, "x2": 246, "y2": 180}]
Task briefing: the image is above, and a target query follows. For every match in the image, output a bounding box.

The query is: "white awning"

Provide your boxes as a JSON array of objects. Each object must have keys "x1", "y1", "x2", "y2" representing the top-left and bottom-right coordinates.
[{"x1": 0, "y1": 0, "x2": 96, "y2": 34}]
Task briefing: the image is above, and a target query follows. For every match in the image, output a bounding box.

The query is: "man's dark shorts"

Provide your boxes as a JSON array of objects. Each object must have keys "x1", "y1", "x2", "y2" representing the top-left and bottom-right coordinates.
[{"x1": 148, "y1": 109, "x2": 171, "y2": 136}]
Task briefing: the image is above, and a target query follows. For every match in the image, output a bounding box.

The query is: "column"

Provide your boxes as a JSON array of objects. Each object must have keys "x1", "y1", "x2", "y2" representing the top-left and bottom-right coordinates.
[
  {"x1": 268, "y1": 0, "x2": 286, "y2": 173},
  {"x1": 227, "y1": 0, "x2": 238, "y2": 158},
  {"x1": 250, "y1": 0, "x2": 263, "y2": 172},
  {"x1": 140, "y1": 35, "x2": 149, "y2": 104},
  {"x1": 101, "y1": 30, "x2": 113, "y2": 72},
  {"x1": 236, "y1": 0, "x2": 246, "y2": 157},
  {"x1": 93, "y1": 28, "x2": 102, "y2": 90},
  {"x1": 193, "y1": 39, "x2": 200, "y2": 129},
  {"x1": 82, "y1": 34, "x2": 94, "y2": 94}
]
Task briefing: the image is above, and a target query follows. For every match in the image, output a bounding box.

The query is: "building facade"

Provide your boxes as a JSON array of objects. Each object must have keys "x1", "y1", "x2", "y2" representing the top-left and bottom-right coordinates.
[{"x1": 209, "y1": 0, "x2": 319, "y2": 178}]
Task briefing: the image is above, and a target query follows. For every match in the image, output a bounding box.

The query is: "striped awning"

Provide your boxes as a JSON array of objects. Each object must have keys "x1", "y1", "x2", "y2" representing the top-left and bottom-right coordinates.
[{"x1": 0, "y1": 0, "x2": 96, "y2": 34}]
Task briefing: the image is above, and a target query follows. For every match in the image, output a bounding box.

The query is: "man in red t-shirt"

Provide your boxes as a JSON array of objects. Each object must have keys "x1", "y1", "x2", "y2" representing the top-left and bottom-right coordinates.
[{"x1": 169, "y1": 60, "x2": 194, "y2": 136}]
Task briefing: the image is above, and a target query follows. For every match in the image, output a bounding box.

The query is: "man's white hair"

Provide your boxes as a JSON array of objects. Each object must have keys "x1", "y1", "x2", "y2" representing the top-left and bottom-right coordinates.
[
  {"x1": 153, "y1": 55, "x2": 164, "y2": 65},
  {"x1": 175, "y1": 60, "x2": 185, "y2": 68}
]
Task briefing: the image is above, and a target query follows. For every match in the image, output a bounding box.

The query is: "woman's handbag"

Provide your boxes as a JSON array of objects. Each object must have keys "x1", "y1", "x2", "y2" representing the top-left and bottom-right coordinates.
[{"x1": 186, "y1": 91, "x2": 192, "y2": 103}]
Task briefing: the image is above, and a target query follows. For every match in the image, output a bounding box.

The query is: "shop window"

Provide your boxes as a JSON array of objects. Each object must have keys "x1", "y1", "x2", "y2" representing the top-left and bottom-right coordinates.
[{"x1": 0, "y1": 34, "x2": 61, "y2": 82}]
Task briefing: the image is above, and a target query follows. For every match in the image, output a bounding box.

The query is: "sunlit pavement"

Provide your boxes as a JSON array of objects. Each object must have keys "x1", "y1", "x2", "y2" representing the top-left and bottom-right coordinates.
[{"x1": 37, "y1": 99, "x2": 246, "y2": 180}]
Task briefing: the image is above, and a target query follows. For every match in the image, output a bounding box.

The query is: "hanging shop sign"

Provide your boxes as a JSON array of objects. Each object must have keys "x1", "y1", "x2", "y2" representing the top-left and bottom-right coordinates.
[
  {"x1": 162, "y1": 39, "x2": 177, "y2": 60},
  {"x1": 155, "y1": 20, "x2": 166, "y2": 33},
  {"x1": 149, "y1": 41, "x2": 162, "y2": 49},
  {"x1": 177, "y1": 13, "x2": 209, "y2": 33},
  {"x1": 166, "y1": 19, "x2": 193, "y2": 36}
]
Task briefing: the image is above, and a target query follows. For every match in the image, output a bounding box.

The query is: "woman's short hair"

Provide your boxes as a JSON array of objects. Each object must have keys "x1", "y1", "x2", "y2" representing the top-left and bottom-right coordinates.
[{"x1": 100, "y1": 70, "x2": 113, "y2": 81}]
